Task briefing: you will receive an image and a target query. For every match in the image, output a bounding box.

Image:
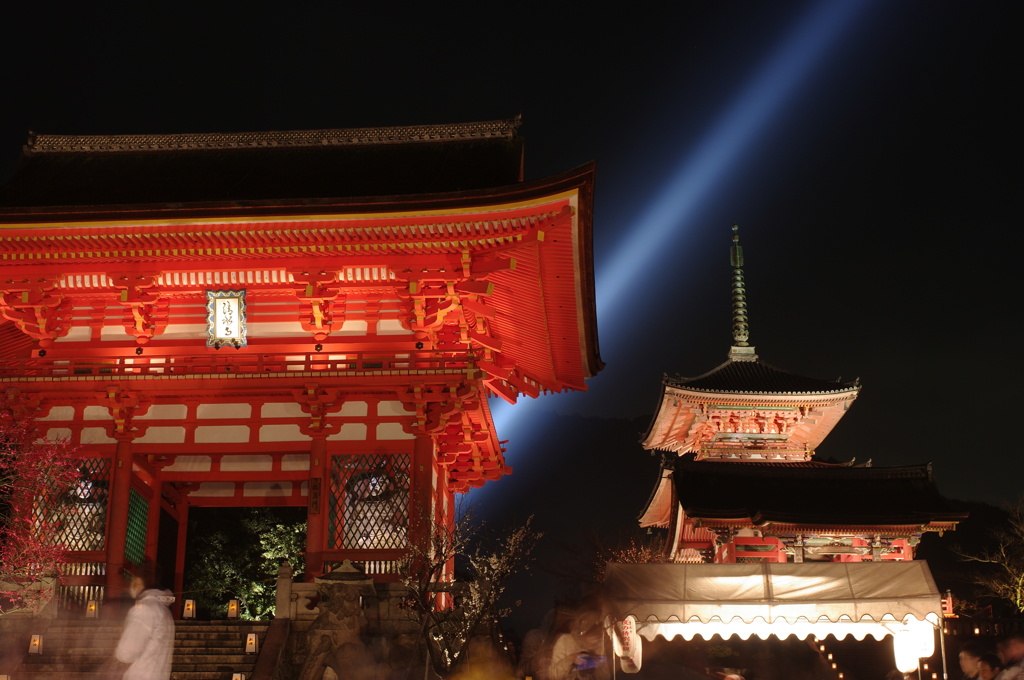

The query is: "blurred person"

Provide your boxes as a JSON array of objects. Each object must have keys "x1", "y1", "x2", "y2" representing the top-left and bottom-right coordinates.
[
  {"x1": 961, "y1": 641, "x2": 991, "y2": 679},
  {"x1": 112, "y1": 571, "x2": 175, "y2": 680},
  {"x1": 977, "y1": 652, "x2": 1003, "y2": 680},
  {"x1": 996, "y1": 632, "x2": 1024, "y2": 680}
]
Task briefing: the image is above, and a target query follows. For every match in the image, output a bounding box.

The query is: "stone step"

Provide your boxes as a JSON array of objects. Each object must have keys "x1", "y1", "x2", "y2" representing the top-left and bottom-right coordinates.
[
  {"x1": 172, "y1": 663, "x2": 257, "y2": 671},
  {"x1": 172, "y1": 654, "x2": 256, "y2": 663},
  {"x1": 12, "y1": 619, "x2": 270, "y2": 680}
]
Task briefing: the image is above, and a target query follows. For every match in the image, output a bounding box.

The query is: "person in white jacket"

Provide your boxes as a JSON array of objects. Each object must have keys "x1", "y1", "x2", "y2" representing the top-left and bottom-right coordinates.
[{"x1": 114, "y1": 576, "x2": 175, "y2": 680}]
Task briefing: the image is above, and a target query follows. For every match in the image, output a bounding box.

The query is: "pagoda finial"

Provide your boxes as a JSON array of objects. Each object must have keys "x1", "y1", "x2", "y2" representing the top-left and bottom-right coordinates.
[{"x1": 729, "y1": 225, "x2": 757, "y2": 361}]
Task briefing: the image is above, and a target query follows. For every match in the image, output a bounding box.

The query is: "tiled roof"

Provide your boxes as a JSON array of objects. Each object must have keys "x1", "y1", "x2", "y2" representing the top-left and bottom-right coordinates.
[
  {"x1": 666, "y1": 357, "x2": 858, "y2": 395},
  {"x1": 0, "y1": 118, "x2": 524, "y2": 209},
  {"x1": 673, "y1": 457, "x2": 965, "y2": 526}
]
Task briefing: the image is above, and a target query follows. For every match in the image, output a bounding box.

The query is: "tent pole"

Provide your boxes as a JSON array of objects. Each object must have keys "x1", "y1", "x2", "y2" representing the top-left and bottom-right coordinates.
[{"x1": 938, "y1": 623, "x2": 948, "y2": 680}]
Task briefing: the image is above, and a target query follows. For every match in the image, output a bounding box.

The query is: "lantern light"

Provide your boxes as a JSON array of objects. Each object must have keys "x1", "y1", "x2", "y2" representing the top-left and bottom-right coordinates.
[
  {"x1": 86, "y1": 600, "x2": 99, "y2": 618},
  {"x1": 245, "y1": 633, "x2": 259, "y2": 654},
  {"x1": 227, "y1": 599, "x2": 240, "y2": 619},
  {"x1": 183, "y1": 599, "x2": 196, "y2": 619},
  {"x1": 29, "y1": 635, "x2": 43, "y2": 654},
  {"x1": 232, "y1": 675, "x2": 245, "y2": 680}
]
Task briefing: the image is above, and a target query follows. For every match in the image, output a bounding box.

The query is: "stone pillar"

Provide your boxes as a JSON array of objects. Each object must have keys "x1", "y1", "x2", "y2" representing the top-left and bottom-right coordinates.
[{"x1": 275, "y1": 561, "x2": 294, "y2": 619}]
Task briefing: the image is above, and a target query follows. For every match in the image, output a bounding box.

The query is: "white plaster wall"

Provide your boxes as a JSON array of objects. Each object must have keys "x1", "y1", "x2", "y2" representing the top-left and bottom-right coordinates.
[
  {"x1": 339, "y1": 401, "x2": 368, "y2": 417},
  {"x1": 221, "y1": 455, "x2": 273, "y2": 471},
  {"x1": 99, "y1": 326, "x2": 135, "y2": 342},
  {"x1": 80, "y1": 427, "x2": 116, "y2": 444},
  {"x1": 134, "y1": 427, "x2": 186, "y2": 444},
  {"x1": 163, "y1": 456, "x2": 212, "y2": 472},
  {"x1": 83, "y1": 406, "x2": 111, "y2": 420},
  {"x1": 262, "y1": 403, "x2": 306, "y2": 418},
  {"x1": 54, "y1": 327, "x2": 92, "y2": 342},
  {"x1": 44, "y1": 428, "x2": 73, "y2": 441},
  {"x1": 376, "y1": 319, "x2": 413, "y2": 335},
  {"x1": 259, "y1": 424, "x2": 307, "y2": 442},
  {"x1": 190, "y1": 482, "x2": 235, "y2": 497},
  {"x1": 137, "y1": 405, "x2": 188, "y2": 420},
  {"x1": 197, "y1": 403, "x2": 252, "y2": 419},
  {"x1": 376, "y1": 423, "x2": 413, "y2": 440},
  {"x1": 243, "y1": 482, "x2": 292, "y2": 497},
  {"x1": 282, "y1": 454, "x2": 310, "y2": 471},
  {"x1": 246, "y1": 321, "x2": 305, "y2": 337},
  {"x1": 39, "y1": 406, "x2": 75, "y2": 421},
  {"x1": 377, "y1": 401, "x2": 413, "y2": 416},
  {"x1": 337, "y1": 319, "x2": 368, "y2": 336},
  {"x1": 195, "y1": 426, "x2": 250, "y2": 443},
  {"x1": 327, "y1": 424, "x2": 367, "y2": 441}
]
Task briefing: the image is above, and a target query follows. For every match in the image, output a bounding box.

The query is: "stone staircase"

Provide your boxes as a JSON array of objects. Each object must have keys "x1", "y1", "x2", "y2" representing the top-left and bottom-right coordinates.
[{"x1": 8, "y1": 618, "x2": 269, "y2": 680}]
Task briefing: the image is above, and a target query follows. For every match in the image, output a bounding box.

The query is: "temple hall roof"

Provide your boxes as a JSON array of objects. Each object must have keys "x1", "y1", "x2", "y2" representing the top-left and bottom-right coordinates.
[
  {"x1": 666, "y1": 356, "x2": 858, "y2": 396},
  {"x1": 0, "y1": 118, "x2": 524, "y2": 211},
  {"x1": 673, "y1": 456, "x2": 966, "y2": 528}
]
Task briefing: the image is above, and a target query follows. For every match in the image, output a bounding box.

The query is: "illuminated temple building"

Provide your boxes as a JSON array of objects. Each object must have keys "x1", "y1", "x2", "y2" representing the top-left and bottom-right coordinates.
[
  {"x1": 0, "y1": 117, "x2": 602, "y2": 608},
  {"x1": 600, "y1": 227, "x2": 966, "y2": 675},
  {"x1": 637, "y1": 227, "x2": 964, "y2": 563}
]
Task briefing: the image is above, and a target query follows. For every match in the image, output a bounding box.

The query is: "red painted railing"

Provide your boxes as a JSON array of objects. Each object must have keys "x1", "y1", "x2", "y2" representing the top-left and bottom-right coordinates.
[{"x1": 0, "y1": 351, "x2": 474, "y2": 380}]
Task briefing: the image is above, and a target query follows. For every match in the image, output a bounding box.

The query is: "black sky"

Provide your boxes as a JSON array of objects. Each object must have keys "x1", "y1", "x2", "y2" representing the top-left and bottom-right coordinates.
[{"x1": 0, "y1": 1, "x2": 1019, "y2": 529}]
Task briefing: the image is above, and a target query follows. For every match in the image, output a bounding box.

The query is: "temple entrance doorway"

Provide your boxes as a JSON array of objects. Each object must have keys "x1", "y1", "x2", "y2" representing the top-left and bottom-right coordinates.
[{"x1": 181, "y1": 506, "x2": 306, "y2": 620}]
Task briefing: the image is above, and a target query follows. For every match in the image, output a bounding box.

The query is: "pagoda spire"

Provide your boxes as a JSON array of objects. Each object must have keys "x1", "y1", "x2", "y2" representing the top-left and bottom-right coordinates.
[{"x1": 728, "y1": 225, "x2": 757, "y2": 361}]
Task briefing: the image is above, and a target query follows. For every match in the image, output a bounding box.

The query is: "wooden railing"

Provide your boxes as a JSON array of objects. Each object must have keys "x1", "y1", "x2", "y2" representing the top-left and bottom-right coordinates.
[{"x1": 0, "y1": 351, "x2": 474, "y2": 380}]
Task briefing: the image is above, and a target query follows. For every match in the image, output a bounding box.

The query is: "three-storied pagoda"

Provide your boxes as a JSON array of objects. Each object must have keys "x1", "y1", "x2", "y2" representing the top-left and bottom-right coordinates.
[
  {"x1": 637, "y1": 226, "x2": 963, "y2": 564},
  {"x1": 0, "y1": 117, "x2": 602, "y2": 608}
]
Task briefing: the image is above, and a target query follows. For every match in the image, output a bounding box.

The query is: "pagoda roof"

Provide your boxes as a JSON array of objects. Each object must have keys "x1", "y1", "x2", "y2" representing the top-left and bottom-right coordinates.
[
  {"x1": 0, "y1": 118, "x2": 523, "y2": 212},
  {"x1": 666, "y1": 355, "x2": 858, "y2": 396},
  {"x1": 673, "y1": 456, "x2": 966, "y2": 528}
]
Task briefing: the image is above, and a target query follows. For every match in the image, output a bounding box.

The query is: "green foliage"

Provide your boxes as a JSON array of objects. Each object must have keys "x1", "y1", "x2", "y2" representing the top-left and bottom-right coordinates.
[{"x1": 183, "y1": 507, "x2": 306, "y2": 620}]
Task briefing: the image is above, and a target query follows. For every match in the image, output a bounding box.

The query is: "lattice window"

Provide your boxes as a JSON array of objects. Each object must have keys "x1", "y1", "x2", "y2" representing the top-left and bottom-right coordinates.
[
  {"x1": 328, "y1": 453, "x2": 410, "y2": 550},
  {"x1": 32, "y1": 456, "x2": 111, "y2": 551},
  {"x1": 124, "y1": 488, "x2": 148, "y2": 566}
]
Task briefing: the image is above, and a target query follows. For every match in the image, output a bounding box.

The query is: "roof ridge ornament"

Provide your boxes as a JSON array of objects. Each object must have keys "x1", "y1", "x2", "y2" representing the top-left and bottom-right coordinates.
[{"x1": 728, "y1": 225, "x2": 757, "y2": 362}]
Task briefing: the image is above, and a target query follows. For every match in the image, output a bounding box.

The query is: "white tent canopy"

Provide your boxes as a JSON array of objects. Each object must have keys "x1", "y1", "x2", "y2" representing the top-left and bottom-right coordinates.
[{"x1": 603, "y1": 561, "x2": 944, "y2": 673}]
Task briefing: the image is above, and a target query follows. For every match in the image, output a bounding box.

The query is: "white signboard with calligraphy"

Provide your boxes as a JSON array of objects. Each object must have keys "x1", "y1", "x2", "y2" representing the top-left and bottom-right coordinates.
[{"x1": 206, "y1": 290, "x2": 247, "y2": 348}]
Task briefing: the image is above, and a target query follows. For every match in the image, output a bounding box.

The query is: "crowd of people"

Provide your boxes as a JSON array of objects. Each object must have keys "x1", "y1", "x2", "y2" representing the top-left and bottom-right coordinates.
[{"x1": 960, "y1": 633, "x2": 1024, "y2": 680}]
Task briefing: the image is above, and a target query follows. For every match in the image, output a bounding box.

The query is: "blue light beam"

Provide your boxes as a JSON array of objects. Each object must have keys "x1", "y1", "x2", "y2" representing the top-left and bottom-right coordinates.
[
  {"x1": 597, "y1": 0, "x2": 868, "y2": 322},
  {"x1": 476, "y1": 0, "x2": 870, "y2": 503}
]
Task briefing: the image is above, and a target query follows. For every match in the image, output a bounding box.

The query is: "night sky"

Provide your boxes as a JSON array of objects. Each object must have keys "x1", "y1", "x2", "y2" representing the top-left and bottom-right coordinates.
[{"x1": 0, "y1": 0, "x2": 1018, "y2": 595}]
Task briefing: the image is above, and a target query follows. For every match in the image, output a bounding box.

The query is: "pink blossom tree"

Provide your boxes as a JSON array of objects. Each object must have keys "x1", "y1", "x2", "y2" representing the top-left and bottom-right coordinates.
[{"x1": 0, "y1": 389, "x2": 81, "y2": 614}]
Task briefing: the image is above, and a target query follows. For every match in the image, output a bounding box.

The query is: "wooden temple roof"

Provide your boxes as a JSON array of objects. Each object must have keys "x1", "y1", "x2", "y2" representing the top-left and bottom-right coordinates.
[
  {"x1": 0, "y1": 118, "x2": 523, "y2": 212},
  {"x1": 666, "y1": 356, "x2": 858, "y2": 395},
  {"x1": 673, "y1": 456, "x2": 966, "y2": 530},
  {"x1": 0, "y1": 117, "x2": 603, "y2": 493}
]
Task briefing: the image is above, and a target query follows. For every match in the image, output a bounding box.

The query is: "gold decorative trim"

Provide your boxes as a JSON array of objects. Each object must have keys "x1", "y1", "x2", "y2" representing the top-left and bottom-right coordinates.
[{"x1": 28, "y1": 117, "x2": 521, "y2": 154}]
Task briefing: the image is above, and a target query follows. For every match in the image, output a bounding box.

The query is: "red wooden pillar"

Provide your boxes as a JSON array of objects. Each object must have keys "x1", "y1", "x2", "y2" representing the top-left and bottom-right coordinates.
[
  {"x1": 305, "y1": 436, "x2": 328, "y2": 580},
  {"x1": 172, "y1": 502, "x2": 189, "y2": 619},
  {"x1": 408, "y1": 433, "x2": 434, "y2": 552},
  {"x1": 105, "y1": 435, "x2": 134, "y2": 599},
  {"x1": 144, "y1": 477, "x2": 162, "y2": 566}
]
